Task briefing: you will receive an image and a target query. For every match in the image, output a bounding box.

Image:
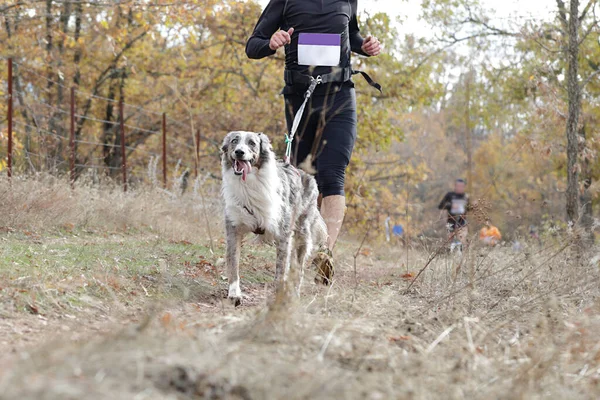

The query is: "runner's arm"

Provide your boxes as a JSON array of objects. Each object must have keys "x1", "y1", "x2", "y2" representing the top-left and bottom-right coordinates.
[
  {"x1": 246, "y1": 0, "x2": 285, "y2": 59},
  {"x1": 349, "y1": 0, "x2": 368, "y2": 56},
  {"x1": 438, "y1": 193, "x2": 450, "y2": 210}
]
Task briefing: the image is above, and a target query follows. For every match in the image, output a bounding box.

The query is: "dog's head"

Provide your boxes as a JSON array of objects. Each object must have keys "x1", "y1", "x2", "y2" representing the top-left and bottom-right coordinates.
[{"x1": 221, "y1": 131, "x2": 273, "y2": 181}]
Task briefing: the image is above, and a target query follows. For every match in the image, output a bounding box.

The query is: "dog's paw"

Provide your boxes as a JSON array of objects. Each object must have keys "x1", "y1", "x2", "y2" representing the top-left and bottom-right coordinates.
[
  {"x1": 227, "y1": 282, "x2": 242, "y2": 307},
  {"x1": 312, "y1": 250, "x2": 334, "y2": 286},
  {"x1": 228, "y1": 296, "x2": 242, "y2": 307}
]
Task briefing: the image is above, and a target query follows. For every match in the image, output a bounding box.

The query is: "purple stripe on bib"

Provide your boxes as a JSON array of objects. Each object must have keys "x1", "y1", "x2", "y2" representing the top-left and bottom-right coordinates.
[{"x1": 298, "y1": 33, "x2": 341, "y2": 46}]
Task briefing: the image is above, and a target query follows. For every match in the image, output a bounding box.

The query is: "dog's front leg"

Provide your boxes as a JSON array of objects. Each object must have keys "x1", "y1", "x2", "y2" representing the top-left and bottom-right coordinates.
[{"x1": 225, "y1": 218, "x2": 243, "y2": 306}]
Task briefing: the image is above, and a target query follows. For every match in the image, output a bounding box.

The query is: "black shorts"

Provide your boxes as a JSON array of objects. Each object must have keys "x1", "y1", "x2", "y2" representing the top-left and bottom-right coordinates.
[
  {"x1": 447, "y1": 216, "x2": 467, "y2": 232},
  {"x1": 284, "y1": 84, "x2": 357, "y2": 197}
]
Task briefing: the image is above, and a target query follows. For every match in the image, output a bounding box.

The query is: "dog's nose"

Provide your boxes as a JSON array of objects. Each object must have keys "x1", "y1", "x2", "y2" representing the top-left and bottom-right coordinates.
[{"x1": 235, "y1": 149, "x2": 245, "y2": 157}]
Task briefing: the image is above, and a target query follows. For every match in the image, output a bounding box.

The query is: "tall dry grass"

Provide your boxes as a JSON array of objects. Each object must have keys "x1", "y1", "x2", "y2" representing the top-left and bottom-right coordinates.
[{"x1": 0, "y1": 171, "x2": 223, "y2": 243}]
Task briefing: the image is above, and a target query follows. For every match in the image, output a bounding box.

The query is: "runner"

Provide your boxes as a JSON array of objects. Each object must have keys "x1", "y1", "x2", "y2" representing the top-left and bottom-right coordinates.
[
  {"x1": 246, "y1": 0, "x2": 381, "y2": 284},
  {"x1": 438, "y1": 178, "x2": 469, "y2": 247}
]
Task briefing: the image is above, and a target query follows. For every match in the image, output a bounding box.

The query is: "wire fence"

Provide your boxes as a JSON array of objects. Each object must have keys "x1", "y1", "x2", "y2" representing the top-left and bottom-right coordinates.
[{"x1": 1, "y1": 57, "x2": 210, "y2": 190}]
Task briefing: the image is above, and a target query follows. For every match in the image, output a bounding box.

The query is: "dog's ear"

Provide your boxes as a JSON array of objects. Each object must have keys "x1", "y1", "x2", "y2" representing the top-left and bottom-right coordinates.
[
  {"x1": 258, "y1": 133, "x2": 272, "y2": 158},
  {"x1": 221, "y1": 132, "x2": 232, "y2": 154},
  {"x1": 256, "y1": 133, "x2": 272, "y2": 167},
  {"x1": 258, "y1": 133, "x2": 272, "y2": 152}
]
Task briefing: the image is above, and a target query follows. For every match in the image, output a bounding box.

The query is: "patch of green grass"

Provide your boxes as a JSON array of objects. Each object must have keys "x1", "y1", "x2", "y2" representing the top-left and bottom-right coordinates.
[{"x1": 0, "y1": 231, "x2": 277, "y2": 316}]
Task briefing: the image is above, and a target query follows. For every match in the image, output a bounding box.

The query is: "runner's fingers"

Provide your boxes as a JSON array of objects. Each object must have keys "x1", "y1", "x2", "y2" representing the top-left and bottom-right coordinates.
[
  {"x1": 367, "y1": 40, "x2": 381, "y2": 55},
  {"x1": 273, "y1": 35, "x2": 285, "y2": 48},
  {"x1": 277, "y1": 31, "x2": 291, "y2": 45}
]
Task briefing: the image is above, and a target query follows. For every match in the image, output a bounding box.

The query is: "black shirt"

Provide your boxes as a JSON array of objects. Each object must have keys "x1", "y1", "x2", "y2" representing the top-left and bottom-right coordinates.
[
  {"x1": 438, "y1": 192, "x2": 469, "y2": 225},
  {"x1": 245, "y1": 0, "x2": 368, "y2": 95}
]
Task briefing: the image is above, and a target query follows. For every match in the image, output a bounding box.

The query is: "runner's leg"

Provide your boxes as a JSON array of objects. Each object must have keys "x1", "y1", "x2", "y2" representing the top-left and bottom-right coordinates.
[{"x1": 313, "y1": 87, "x2": 357, "y2": 249}]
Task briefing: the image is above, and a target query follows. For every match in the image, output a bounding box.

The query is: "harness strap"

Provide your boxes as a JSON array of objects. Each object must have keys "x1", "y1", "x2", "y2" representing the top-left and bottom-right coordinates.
[
  {"x1": 284, "y1": 67, "x2": 382, "y2": 92},
  {"x1": 351, "y1": 70, "x2": 382, "y2": 93},
  {"x1": 243, "y1": 205, "x2": 265, "y2": 235}
]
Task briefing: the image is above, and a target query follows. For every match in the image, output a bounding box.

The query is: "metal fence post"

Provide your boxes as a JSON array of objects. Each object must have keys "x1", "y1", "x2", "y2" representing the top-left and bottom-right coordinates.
[
  {"x1": 195, "y1": 129, "x2": 200, "y2": 178},
  {"x1": 7, "y1": 58, "x2": 13, "y2": 179},
  {"x1": 70, "y1": 87, "x2": 75, "y2": 188},
  {"x1": 162, "y1": 112, "x2": 167, "y2": 188},
  {"x1": 119, "y1": 98, "x2": 127, "y2": 192}
]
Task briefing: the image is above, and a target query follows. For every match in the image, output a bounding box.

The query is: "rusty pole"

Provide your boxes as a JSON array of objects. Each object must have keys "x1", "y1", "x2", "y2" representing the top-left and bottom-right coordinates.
[
  {"x1": 119, "y1": 98, "x2": 127, "y2": 192},
  {"x1": 69, "y1": 87, "x2": 75, "y2": 188},
  {"x1": 162, "y1": 112, "x2": 167, "y2": 188},
  {"x1": 195, "y1": 129, "x2": 200, "y2": 178},
  {"x1": 7, "y1": 58, "x2": 13, "y2": 179}
]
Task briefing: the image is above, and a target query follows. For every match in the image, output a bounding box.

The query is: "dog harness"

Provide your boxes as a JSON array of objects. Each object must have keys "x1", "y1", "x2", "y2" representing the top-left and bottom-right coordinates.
[{"x1": 243, "y1": 205, "x2": 266, "y2": 235}]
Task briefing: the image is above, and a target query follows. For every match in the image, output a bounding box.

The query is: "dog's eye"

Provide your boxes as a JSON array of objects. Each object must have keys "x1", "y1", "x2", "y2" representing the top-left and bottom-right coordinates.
[
  {"x1": 248, "y1": 140, "x2": 256, "y2": 147},
  {"x1": 231, "y1": 138, "x2": 239, "y2": 144}
]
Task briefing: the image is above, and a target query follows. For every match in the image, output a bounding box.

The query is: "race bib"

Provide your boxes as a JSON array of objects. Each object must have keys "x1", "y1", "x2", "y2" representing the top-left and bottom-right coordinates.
[
  {"x1": 451, "y1": 199, "x2": 466, "y2": 215},
  {"x1": 297, "y1": 33, "x2": 341, "y2": 67}
]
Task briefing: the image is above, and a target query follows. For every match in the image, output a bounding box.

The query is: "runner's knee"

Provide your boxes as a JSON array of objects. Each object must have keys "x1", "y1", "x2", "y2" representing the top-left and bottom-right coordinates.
[{"x1": 317, "y1": 166, "x2": 346, "y2": 197}]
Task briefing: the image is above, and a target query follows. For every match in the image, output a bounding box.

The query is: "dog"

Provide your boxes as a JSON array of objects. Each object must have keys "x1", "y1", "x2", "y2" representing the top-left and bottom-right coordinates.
[{"x1": 221, "y1": 131, "x2": 328, "y2": 306}]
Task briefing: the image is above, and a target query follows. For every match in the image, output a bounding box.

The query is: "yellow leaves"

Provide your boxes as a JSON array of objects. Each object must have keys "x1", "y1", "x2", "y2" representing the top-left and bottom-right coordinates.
[{"x1": 99, "y1": 20, "x2": 109, "y2": 30}]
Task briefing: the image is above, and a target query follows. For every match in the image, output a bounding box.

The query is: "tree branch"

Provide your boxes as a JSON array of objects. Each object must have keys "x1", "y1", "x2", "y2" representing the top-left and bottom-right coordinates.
[{"x1": 579, "y1": 0, "x2": 595, "y2": 21}]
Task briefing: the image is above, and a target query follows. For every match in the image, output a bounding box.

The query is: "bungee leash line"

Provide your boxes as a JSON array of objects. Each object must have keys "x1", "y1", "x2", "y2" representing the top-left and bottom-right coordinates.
[{"x1": 284, "y1": 75, "x2": 322, "y2": 163}]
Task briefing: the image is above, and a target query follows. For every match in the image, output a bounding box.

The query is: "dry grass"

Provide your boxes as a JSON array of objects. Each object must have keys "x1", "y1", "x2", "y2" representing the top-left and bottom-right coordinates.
[
  {"x1": 0, "y1": 173, "x2": 222, "y2": 243},
  {"x1": 1, "y1": 176, "x2": 600, "y2": 399}
]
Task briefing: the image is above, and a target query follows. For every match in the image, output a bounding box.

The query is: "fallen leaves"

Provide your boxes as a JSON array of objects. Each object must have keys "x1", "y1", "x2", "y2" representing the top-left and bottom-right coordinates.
[
  {"x1": 389, "y1": 335, "x2": 410, "y2": 342},
  {"x1": 400, "y1": 272, "x2": 414, "y2": 280},
  {"x1": 183, "y1": 256, "x2": 217, "y2": 280},
  {"x1": 26, "y1": 303, "x2": 40, "y2": 315}
]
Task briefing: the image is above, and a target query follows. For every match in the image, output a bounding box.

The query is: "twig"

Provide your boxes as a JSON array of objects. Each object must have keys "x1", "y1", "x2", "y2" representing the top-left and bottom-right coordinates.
[
  {"x1": 404, "y1": 235, "x2": 453, "y2": 294},
  {"x1": 425, "y1": 325, "x2": 456, "y2": 354},
  {"x1": 352, "y1": 223, "x2": 372, "y2": 304},
  {"x1": 317, "y1": 323, "x2": 340, "y2": 362}
]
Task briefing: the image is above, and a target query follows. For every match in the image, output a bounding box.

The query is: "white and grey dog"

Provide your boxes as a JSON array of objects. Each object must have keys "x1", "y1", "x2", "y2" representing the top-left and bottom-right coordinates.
[{"x1": 221, "y1": 131, "x2": 327, "y2": 306}]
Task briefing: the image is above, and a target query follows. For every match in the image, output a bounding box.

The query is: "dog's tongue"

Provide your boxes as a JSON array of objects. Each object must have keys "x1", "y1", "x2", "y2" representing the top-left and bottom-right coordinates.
[{"x1": 236, "y1": 160, "x2": 252, "y2": 181}]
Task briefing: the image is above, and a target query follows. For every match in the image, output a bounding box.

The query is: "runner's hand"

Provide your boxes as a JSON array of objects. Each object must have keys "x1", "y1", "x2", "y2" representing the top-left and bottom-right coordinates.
[
  {"x1": 269, "y1": 28, "x2": 294, "y2": 51},
  {"x1": 361, "y1": 35, "x2": 381, "y2": 56}
]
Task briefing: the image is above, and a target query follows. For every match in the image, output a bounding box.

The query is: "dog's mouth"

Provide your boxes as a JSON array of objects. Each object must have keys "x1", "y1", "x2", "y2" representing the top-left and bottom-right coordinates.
[{"x1": 232, "y1": 159, "x2": 252, "y2": 181}]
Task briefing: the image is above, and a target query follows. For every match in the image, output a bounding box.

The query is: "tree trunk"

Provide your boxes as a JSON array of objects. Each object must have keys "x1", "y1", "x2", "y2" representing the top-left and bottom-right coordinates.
[
  {"x1": 565, "y1": 0, "x2": 581, "y2": 224},
  {"x1": 579, "y1": 123, "x2": 594, "y2": 242},
  {"x1": 49, "y1": 1, "x2": 72, "y2": 168},
  {"x1": 72, "y1": 1, "x2": 83, "y2": 176},
  {"x1": 465, "y1": 69, "x2": 473, "y2": 195}
]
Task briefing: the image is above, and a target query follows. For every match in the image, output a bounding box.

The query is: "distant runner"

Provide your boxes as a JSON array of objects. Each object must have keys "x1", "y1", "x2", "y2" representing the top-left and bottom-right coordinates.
[{"x1": 438, "y1": 178, "x2": 469, "y2": 245}]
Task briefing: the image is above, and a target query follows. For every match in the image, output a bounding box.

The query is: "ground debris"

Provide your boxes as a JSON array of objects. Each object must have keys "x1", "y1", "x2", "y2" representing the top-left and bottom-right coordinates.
[{"x1": 155, "y1": 365, "x2": 252, "y2": 400}]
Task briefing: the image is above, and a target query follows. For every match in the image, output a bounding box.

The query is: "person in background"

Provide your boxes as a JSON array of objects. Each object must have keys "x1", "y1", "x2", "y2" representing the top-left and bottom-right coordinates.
[
  {"x1": 479, "y1": 222, "x2": 502, "y2": 246},
  {"x1": 438, "y1": 178, "x2": 469, "y2": 244}
]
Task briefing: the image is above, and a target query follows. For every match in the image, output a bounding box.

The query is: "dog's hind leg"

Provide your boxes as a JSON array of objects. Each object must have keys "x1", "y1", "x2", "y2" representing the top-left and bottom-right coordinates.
[
  {"x1": 295, "y1": 240, "x2": 309, "y2": 296},
  {"x1": 275, "y1": 232, "x2": 293, "y2": 293},
  {"x1": 225, "y1": 218, "x2": 243, "y2": 306}
]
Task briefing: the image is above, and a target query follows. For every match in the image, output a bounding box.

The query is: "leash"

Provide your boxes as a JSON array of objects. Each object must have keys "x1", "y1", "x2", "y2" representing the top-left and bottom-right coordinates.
[{"x1": 284, "y1": 75, "x2": 321, "y2": 163}]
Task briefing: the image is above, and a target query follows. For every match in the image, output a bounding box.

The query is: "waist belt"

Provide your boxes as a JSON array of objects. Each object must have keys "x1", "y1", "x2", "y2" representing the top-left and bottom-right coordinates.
[{"x1": 284, "y1": 67, "x2": 382, "y2": 93}]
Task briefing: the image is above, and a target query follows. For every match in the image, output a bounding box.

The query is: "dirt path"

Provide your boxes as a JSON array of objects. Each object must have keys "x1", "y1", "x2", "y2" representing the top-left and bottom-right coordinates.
[{"x1": 1, "y1": 231, "x2": 600, "y2": 399}]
